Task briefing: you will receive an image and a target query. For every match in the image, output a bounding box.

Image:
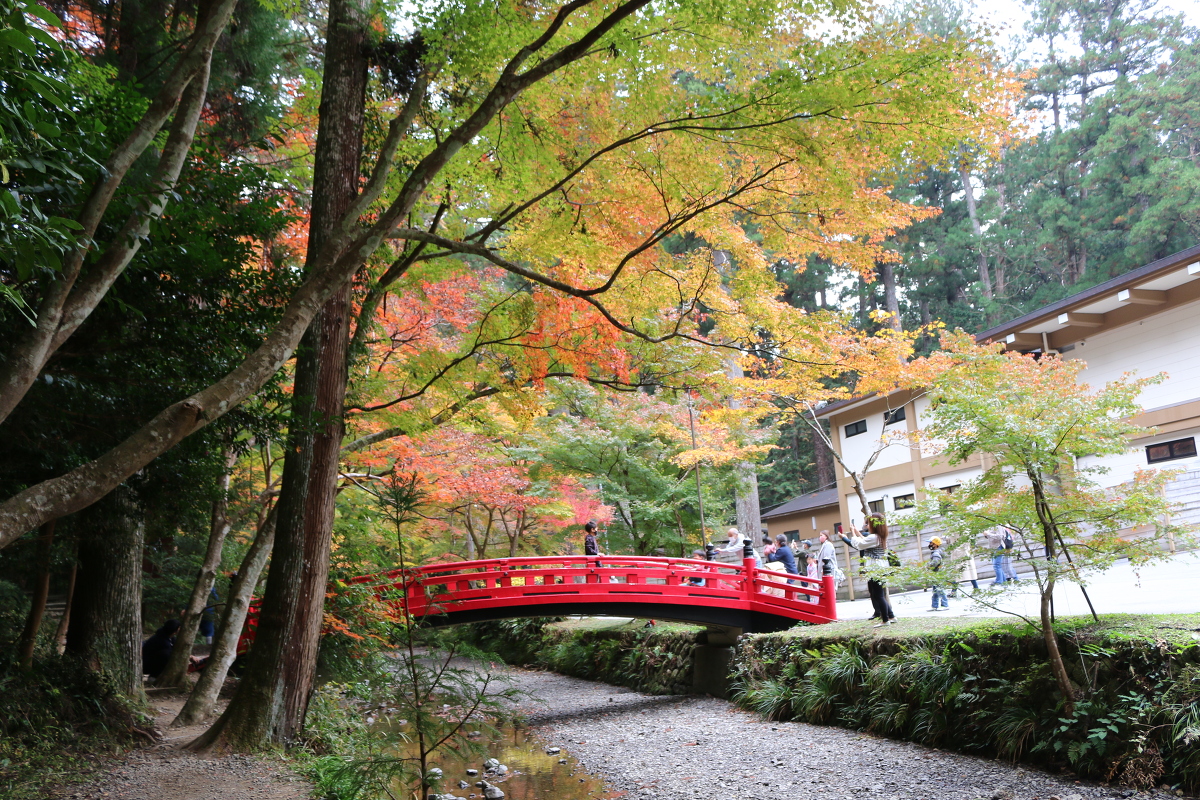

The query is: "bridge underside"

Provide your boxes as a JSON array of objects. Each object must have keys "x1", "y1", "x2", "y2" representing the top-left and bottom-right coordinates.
[{"x1": 415, "y1": 599, "x2": 807, "y2": 634}]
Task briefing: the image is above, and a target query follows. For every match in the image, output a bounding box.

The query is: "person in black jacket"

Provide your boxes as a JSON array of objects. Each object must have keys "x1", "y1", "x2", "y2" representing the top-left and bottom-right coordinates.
[
  {"x1": 583, "y1": 520, "x2": 602, "y2": 557},
  {"x1": 766, "y1": 533, "x2": 799, "y2": 577},
  {"x1": 142, "y1": 619, "x2": 181, "y2": 679}
]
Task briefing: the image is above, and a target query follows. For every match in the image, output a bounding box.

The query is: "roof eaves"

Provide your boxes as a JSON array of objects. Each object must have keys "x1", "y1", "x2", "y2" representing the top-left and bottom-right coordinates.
[{"x1": 975, "y1": 243, "x2": 1200, "y2": 344}]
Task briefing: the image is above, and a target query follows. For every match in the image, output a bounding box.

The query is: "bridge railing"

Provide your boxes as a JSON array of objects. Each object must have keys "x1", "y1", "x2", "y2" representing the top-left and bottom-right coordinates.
[
  {"x1": 347, "y1": 554, "x2": 836, "y2": 622},
  {"x1": 239, "y1": 555, "x2": 836, "y2": 651}
]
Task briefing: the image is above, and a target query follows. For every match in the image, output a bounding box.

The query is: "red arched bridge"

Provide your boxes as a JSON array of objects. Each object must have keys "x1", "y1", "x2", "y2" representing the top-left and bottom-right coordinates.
[{"x1": 241, "y1": 554, "x2": 836, "y2": 650}]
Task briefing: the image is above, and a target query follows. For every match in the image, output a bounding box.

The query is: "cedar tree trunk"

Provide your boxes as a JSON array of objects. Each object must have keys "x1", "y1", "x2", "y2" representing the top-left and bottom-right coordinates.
[
  {"x1": 65, "y1": 486, "x2": 145, "y2": 696},
  {"x1": 190, "y1": 0, "x2": 367, "y2": 748}
]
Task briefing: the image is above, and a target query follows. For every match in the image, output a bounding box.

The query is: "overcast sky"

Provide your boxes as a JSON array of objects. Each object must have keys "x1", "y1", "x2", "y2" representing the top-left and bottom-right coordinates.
[{"x1": 970, "y1": 0, "x2": 1200, "y2": 61}]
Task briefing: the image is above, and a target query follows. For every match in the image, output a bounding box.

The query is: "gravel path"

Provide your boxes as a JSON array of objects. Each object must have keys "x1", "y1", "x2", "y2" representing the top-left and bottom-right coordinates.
[
  {"x1": 52, "y1": 695, "x2": 311, "y2": 800},
  {"x1": 505, "y1": 666, "x2": 1177, "y2": 800}
]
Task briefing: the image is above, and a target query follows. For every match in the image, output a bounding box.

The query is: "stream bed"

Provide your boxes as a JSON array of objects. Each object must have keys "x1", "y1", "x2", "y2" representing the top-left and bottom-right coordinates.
[{"x1": 394, "y1": 722, "x2": 617, "y2": 800}]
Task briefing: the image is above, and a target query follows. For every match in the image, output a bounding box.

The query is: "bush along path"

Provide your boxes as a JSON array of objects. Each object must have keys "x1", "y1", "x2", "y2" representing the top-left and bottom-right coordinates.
[{"x1": 731, "y1": 614, "x2": 1200, "y2": 797}]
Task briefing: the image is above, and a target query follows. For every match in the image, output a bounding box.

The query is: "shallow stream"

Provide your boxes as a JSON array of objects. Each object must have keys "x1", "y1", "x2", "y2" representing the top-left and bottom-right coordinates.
[{"x1": 392, "y1": 722, "x2": 617, "y2": 800}]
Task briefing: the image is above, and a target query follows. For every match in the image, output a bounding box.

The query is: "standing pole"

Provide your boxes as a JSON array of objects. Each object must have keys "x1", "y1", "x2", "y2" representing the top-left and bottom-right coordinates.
[
  {"x1": 687, "y1": 394, "x2": 708, "y2": 546},
  {"x1": 1054, "y1": 531, "x2": 1099, "y2": 623}
]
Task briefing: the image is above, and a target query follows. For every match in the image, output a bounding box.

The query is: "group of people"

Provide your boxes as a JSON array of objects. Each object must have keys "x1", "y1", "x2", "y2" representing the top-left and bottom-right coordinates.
[
  {"x1": 142, "y1": 585, "x2": 221, "y2": 681},
  {"x1": 714, "y1": 526, "x2": 838, "y2": 602},
  {"x1": 578, "y1": 517, "x2": 1021, "y2": 623}
]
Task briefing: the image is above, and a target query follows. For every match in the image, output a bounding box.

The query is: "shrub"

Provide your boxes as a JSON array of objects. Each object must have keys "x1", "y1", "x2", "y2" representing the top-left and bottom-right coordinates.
[{"x1": 0, "y1": 652, "x2": 146, "y2": 800}]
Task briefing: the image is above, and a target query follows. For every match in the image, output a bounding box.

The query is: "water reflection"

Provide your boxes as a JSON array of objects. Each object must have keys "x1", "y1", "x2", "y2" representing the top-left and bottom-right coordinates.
[{"x1": 393, "y1": 723, "x2": 618, "y2": 800}]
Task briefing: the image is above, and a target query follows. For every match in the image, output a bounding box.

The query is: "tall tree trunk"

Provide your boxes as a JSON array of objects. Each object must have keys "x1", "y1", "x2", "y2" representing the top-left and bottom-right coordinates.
[
  {"x1": 158, "y1": 448, "x2": 237, "y2": 688},
  {"x1": 53, "y1": 558, "x2": 77, "y2": 653},
  {"x1": 280, "y1": 282, "x2": 352, "y2": 732},
  {"x1": 810, "y1": 417, "x2": 836, "y2": 491},
  {"x1": 725, "y1": 355, "x2": 762, "y2": 541},
  {"x1": 994, "y1": 153, "x2": 1009, "y2": 297},
  {"x1": 878, "y1": 261, "x2": 903, "y2": 331},
  {"x1": 176, "y1": 508, "x2": 277, "y2": 728},
  {"x1": 192, "y1": 0, "x2": 368, "y2": 749},
  {"x1": 959, "y1": 165, "x2": 992, "y2": 300},
  {"x1": 17, "y1": 520, "x2": 56, "y2": 668},
  {"x1": 65, "y1": 486, "x2": 145, "y2": 696}
]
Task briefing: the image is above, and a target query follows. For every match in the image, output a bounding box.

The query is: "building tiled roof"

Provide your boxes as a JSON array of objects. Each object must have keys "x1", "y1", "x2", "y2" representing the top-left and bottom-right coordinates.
[{"x1": 761, "y1": 487, "x2": 839, "y2": 519}]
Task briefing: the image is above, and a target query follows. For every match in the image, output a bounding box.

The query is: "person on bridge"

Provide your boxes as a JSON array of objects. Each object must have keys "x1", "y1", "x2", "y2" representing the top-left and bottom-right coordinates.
[
  {"x1": 766, "y1": 533, "x2": 799, "y2": 580},
  {"x1": 684, "y1": 549, "x2": 708, "y2": 587},
  {"x1": 837, "y1": 514, "x2": 896, "y2": 627},
  {"x1": 816, "y1": 530, "x2": 836, "y2": 575},
  {"x1": 584, "y1": 520, "x2": 602, "y2": 558},
  {"x1": 719, "y1": 527, "x2": 743, "y2": 553},
  {"x1": 576, "y1": 521, "x2": 604, "y2": 584}
]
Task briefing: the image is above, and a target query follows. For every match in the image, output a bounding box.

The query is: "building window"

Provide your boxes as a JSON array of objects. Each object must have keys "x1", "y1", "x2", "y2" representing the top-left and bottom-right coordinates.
[
  {"x1": 1146, "y1": 437, "x2": 1197, "y2": 464},
  {"x1": 783, "y1": 530, "x2": 799, "y2": 542},
  {"x1": 938, "y1": 484, "x2": 960, "y2": 494},
  {"x1": 883, "y1": 406, "x2": 906, "y2": 427},
  {"x1": 868, "y1": 499, "x2": 884, "y2": 514},
  {"x1": 845, "y1": 419, "x2": 867, "y2": 437},
  {"x1": 893, "y1": 494, "x2": 915, "y2": 510}
]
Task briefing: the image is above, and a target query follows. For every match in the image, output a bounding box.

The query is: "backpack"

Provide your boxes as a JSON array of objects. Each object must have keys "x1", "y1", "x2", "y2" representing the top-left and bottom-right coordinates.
[
  {"x1": 1002, "y1": 529, "x2": 1014, "y2": 550},
  {"x1": 886, "y1": 550, "x2": 901, "y2": 568},
  {"x1": 929, "y1": 549, "x2": 943, "y2": 571}
]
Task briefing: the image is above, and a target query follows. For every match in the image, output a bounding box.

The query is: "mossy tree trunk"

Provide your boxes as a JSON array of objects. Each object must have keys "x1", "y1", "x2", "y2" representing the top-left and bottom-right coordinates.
[{"x1": 65, "y1": 486, "x2": 145, "y2": 696}]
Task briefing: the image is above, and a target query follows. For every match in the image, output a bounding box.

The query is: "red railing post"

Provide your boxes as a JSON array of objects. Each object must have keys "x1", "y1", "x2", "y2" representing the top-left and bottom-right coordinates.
[
  {"x1": 820, "y1": 573, "x2": 838, "y2": 620},
  {"x1": 743, "y1": 555, "x2": 758, "y2": 598}
]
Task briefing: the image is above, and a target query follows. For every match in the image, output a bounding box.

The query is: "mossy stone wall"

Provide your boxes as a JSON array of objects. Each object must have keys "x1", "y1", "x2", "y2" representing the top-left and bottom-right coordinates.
[{"x1": 731, "y1": 615, "x2": 1200, "y2": 794}]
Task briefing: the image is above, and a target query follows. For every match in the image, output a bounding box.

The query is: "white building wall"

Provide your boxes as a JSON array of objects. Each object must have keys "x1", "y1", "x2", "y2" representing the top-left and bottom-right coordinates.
[
  {"x1": 1078, "y1": 426, "x2": 1200, "y2": 488},
  {"x1": 1066, "y1": 298, "x2": 1200, "y2": 410},
  {"x1": 922, "y1": 467, "x2": 982, "y2": 492},
  {"x1": 844, "y1": 480, "x2": 917, "y2": 528},
  {"x1": 837, "y1": 412, "x2": 912, "y2": 474},
  {"x1": 1062, "y1": 300, "x2": 1200, "y2": 493}
]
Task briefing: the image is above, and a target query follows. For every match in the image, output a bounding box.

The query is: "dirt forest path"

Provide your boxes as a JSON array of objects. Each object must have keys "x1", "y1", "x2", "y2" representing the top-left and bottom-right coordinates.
[{"x1": 52, "y1": 694, "x2": 313, "y2": 800}]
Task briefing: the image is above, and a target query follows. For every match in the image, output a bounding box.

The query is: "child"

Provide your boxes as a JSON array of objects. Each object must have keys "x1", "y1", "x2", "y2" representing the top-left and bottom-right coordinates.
[{"x1": 927, "y1": 537, "x2": 948, "y2": 611}]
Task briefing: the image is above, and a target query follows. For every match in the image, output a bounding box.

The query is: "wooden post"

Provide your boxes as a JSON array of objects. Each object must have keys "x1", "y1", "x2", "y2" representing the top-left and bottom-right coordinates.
[
  {"x1": 743, "y1": 537, "x2": 757, "y2": 598},
  {"x1": 841, "y1": 539, "x2": 856, "y2": 600},
  {"x1": 820, "y1": 573, "x2": 838, "y2": 620}
]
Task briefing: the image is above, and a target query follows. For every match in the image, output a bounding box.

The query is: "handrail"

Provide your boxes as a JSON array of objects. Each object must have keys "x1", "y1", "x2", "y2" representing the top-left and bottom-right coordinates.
[{"x1": 240, "y1": 554, "x2": 836, "y2": 652}]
